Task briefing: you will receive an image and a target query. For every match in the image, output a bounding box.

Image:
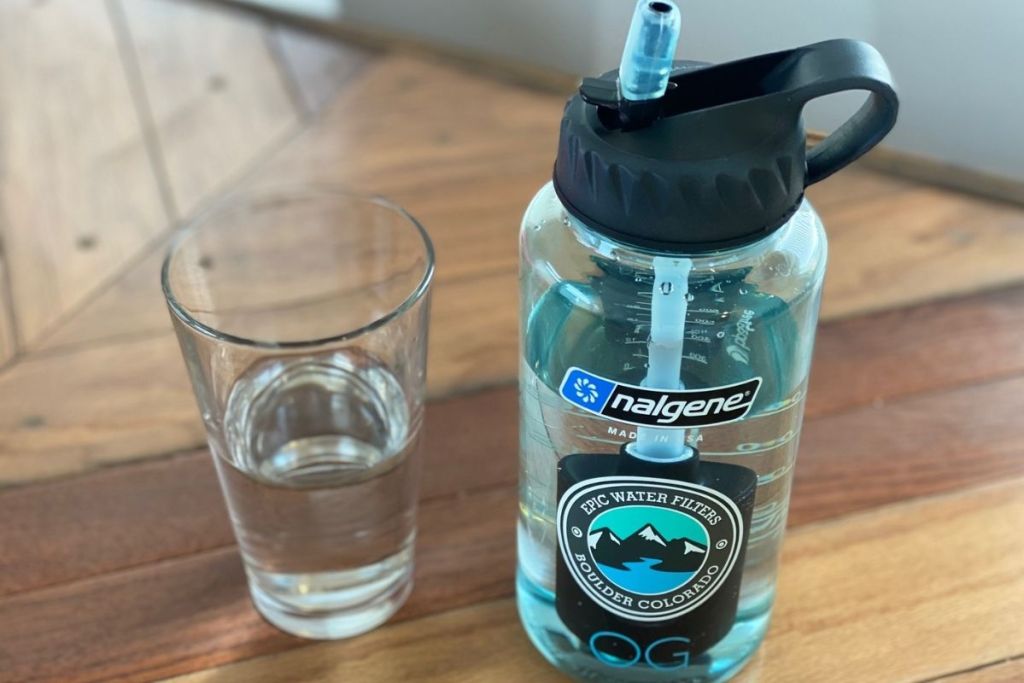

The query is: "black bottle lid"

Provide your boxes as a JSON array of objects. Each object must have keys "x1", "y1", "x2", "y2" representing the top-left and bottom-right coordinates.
[{"x1": 553, "y1": 39, "x2": 899, "y2": 252}]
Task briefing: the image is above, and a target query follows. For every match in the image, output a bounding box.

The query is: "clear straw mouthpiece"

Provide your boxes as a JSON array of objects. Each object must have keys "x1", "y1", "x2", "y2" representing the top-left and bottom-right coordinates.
[{"x1": 618, "y1": 0, "x2": 681, "y2": 102}]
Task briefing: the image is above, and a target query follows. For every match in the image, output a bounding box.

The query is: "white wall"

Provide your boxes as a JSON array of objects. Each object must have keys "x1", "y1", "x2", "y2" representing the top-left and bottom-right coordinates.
[
  {"x1": 339, "y1": 0, "x2": 1023, "y2": 178},
  {"x1": 872, "y1": 0, "x2": 1024, "y2": 179},
  {"x1": 340, "y1": 0, "x2": 606, "y2": 74},
  {"x1": 242, "y1": 0, "x2": 344, "y2": 20}
]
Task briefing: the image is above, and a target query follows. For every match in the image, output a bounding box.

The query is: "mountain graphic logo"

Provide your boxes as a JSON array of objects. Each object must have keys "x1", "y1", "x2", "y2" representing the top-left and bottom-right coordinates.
[
  {"x1": 588, "y1": 506, "x2": 709, "y2": 596},
  {"x1": 558, "y1": 477, "x2": 745, "y2": 621}
]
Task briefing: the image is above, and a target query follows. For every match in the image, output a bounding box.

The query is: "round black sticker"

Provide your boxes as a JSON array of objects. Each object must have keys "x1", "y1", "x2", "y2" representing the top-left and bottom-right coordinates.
[{"x1": 557, "y1": 476, "x2": 744, "y2": 622}]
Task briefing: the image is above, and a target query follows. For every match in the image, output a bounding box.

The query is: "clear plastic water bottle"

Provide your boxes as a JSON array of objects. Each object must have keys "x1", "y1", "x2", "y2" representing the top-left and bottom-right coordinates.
[{"x1": 516, "y1": 3, "x2": 898, "y2": 680}]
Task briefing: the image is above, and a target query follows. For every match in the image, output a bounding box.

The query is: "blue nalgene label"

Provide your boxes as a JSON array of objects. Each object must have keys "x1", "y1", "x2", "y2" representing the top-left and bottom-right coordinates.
[{"x1": 558, "y1": 367, "x2": 761, "y2": 429}]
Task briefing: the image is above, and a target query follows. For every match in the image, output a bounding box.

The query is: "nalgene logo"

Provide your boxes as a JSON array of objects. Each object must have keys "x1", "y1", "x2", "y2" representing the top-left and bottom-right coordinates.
[{"x1": 559, "y1": 367, "x2": 761, "y2": 429}]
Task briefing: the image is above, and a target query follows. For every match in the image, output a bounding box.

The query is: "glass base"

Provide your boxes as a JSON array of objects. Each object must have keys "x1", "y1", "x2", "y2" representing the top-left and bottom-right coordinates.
[{"x1": 246, "y1": 546, "x2": 414, "y2": 640}]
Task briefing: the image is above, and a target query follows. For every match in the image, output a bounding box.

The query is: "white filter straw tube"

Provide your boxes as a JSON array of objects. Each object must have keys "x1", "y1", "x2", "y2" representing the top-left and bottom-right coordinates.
[{"x1": 629, "y1": 256, "x2": 694, "y2": 461}]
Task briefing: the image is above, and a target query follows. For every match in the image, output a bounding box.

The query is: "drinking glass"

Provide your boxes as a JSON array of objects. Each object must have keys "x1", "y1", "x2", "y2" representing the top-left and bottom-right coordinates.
[{"x1": 162, "y1": 187, "x2": 433, "y2": 639}]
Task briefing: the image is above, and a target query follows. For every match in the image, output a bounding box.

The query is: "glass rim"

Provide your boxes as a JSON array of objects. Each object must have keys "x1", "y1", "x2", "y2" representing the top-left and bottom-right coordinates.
[{"x1": 161, "y1": 186, "x2": 436, "y2": 350}]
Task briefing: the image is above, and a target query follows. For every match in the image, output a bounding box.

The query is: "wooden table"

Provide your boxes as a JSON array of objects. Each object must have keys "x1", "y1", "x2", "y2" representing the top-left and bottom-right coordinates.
[{"x1": 1, "y1": 2, "x2": 1023, "y2": 681}]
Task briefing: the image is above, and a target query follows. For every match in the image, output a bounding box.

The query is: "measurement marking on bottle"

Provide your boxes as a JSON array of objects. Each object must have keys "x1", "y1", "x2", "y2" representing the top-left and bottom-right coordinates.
[
  {"x1": 756, "y1": 461, "x2": 795, "y2": 485},
  {"x1": 700, "y1": 429, "x2": 799, "y2": 457},
  {"x1": 751, "y1": 393, "x2": 806, "y2": 418}
]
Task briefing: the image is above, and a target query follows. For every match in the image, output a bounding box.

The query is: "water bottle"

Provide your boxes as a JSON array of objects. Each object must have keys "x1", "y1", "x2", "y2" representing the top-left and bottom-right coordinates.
[{"x1": 516, "y1": 2, "x2": 899, "y2": 680}]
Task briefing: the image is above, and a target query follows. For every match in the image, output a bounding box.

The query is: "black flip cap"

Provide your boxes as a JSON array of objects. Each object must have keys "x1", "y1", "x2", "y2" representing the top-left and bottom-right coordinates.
[{"x1": 553, "y1": 39, "x2": 899, "y2": 252}]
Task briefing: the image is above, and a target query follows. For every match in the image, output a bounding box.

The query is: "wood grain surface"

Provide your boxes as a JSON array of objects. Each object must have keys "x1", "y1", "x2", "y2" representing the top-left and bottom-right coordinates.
[
  {"x1": 793, "y1": 374, "x2": 1024, "y2": 522},
  {"x1": 29, "y1": 165, "x2": 913, "y2": 357},
  {"x1": 806, "y1": 283, "x2": 1024, "y2": 417},
  {"x1": 31, "y1": 242, "x2": 171, "y2": 352},
  {"x1": 0, "y1": 0, "x2": 166, "y2": 345},
  {"x1": 118, "y1": 0, "x2": 300, "y2": 217},
  {"x1": 5, "y1": 283, "x2": 1024, "y2": 587},
  {"x1": 0, "y1": 269, "x2": 522, "y2": 486},
  {"x1": 0, "y1": 489, "x2": 518, "y2": 683},
  {"x1": 5, "y1": 278, "x2": 1024, "y2": 488},
  {"x1": 0, "y1": 387, "x2": 516, "y2": 598},
  {"x1": 0, "y1": 257, "x2": 15, "y2": 366},
  {"x1": 6, "y1": 44, "x2": 1024, "y2": 483},
  {"x1": 0, "y1": 4, "x2": 1022, "y2": 683},
  {"x1": 269, "y1": 23, "x2": 377, "y2": 118},
  {"x1": 822, "y1": 184, "x2": 1024, "y2": 319},
  {"x1": 934, "y1": 659, "x2": 1024, "y2": 683},
  {"x1": 34, "y1": 55, "x2": 545, "y2": 355},
  {"x1": 155, "y1": 479, "x2": 1024, "y2": 683},
  {"x1": 0, "y1": 335, "x2": 201, "y2": 485},
  {"x1": 3, "y1": 322, "x2": 1024, "y2": 679}
]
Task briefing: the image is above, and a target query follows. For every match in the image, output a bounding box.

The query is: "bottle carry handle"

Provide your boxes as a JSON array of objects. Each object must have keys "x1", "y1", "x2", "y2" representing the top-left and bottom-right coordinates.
[
  {"x1": 778, "y1": 40, "x2": 900, "y2": 185},
  {"x1": 580, "y1": 39, "x2": 899, "y2": 187}
]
